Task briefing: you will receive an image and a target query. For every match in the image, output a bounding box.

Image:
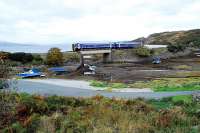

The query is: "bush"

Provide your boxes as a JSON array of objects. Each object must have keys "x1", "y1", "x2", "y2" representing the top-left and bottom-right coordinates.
[
  {"x1": 0, "y1": 60, "x2": 10, "y2": 89},
  {"x1": 31, "y1": 55, "x2": 44, "y2": 65},
  {"x1": 0, "y1": 51, "x2": 10, "y2": 60},
  {"x1": 2, "y1": 122, "x2": 27, "y2": 133},
  {"x1": 1, "y1": 93, "x2": 200, "y2": 132},
  {"x1": 17, "y1": 93, "x2": 48, "y2": 115},
  {"x1": 9, "y1": 52, "x2": 34, "y2": 64},
  {"x1": 167, "y1": 43, "x2": 186, "y2": 53},
  {"x1": 64, "y1": 52, "x2": 80, "y2": 63},
  {"x1": 133, "y1": 47, "x2": 152, "y2": 57}
]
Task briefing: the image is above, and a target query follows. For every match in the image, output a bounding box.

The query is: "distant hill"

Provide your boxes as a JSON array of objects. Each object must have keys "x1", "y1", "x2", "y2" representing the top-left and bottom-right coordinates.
[
  {"x1": 0, "y1": 41, "x2": 71, "y2": 53},
  {"x1": 134, "y1": 29, "x2": 200, "y2": 46},
  {"x1": 2, "y1": 29, "x2": 200, "y2": 53}
]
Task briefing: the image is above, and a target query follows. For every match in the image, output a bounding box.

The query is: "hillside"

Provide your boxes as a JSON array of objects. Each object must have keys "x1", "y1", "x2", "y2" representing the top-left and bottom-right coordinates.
[{"x1": 137, "y1": 29, "x2": 200, "y2": 46}]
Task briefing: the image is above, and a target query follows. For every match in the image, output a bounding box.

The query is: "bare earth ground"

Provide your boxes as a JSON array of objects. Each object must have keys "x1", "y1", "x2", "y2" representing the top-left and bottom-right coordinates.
[{"x1": 90, "y1": 56, "x2": 200, "y2": 83}]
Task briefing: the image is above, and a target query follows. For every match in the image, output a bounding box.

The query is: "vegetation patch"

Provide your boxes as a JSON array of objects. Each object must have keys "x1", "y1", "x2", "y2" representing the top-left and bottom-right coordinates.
[
  {"x1": 91, "y1": 78, "x2": 200, "y2": 92},
  {"x1": 1, "y1": 92, "x2": 200, "y2": 133},
  {"x1": 154, "y1": 82, "x2": 200, "y2": 92},
  {"x1": 133, "y1": 46, "x2": 153, "y2": 57},
  {"x1": 171, "y1": 95, "x2": 193, "y2": 105},
  {"x1": 90, "y1": 80, "x2": 128, "y2": 90},
  {"x1": 173, "y1": 65, "x2": 192, "y2": 70},
  {"x1": 64, "y1": 52, "x2": 80, "y2": 62},
  {"x1": 90, "y1": 80, "x2": 108, "y2": 88},
  {"x1": 130, "y1": 77, "x2": 200, "y2": 92},
  {"x1": 109, "y1": 83, "x2": 128, "y2": 89}
]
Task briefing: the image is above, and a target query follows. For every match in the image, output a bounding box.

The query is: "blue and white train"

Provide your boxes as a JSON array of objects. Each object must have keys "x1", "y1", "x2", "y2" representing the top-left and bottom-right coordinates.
[{"x1": 72, "y1": 41, "x2": 142, "y2": 51}]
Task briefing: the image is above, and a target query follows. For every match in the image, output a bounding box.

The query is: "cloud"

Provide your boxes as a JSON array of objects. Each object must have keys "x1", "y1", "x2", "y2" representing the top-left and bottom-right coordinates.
[{"x1": 0, "y1": 0, "x2": 200, "y2": 44}]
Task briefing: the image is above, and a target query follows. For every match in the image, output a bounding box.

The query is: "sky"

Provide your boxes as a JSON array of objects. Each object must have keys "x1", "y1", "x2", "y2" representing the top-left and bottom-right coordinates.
[{"x1": 0, "y1": 0, "x2": 200, "y2": 45}]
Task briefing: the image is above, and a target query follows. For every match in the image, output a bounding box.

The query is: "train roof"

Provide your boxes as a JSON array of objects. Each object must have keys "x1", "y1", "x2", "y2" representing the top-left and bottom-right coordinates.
[{"x1": 74, "y1": 41, "x2": 141, "y2": 45}]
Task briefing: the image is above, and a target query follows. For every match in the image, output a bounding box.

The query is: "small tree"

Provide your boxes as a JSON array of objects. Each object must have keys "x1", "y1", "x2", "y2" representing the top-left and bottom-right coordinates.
[{"x1": 46, "y1": 48, "x2": 64, "y2": 66}]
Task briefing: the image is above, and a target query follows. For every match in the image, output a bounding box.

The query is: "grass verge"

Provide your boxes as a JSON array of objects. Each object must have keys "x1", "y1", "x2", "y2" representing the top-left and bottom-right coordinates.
[
  {"x1": 91, "y1": 78, "x2": 200, "y2": 92},
  {"x1": 130, "y1": 77, "x2": 200, "y2": 92},
  {"x1": 90, "y1": 80, "x2": 128, "y2": 90}
]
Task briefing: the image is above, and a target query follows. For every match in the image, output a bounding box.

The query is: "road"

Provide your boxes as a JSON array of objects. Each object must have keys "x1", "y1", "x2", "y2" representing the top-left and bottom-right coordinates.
[{"x1": 11, "y1": 80, "x2": 199, "y2": 99}]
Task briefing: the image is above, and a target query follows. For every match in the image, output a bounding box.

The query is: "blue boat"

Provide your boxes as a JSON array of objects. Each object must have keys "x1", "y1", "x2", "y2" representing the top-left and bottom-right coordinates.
[
  {"x1": 48, "y1": 67, "x2": 66, "y2": 72},
  {"x1": 48, "y1": 67, "x2": 68, "y2": 75},
  {"x1": 17, "y1": 68, "x2": 44, "y2": 78}
]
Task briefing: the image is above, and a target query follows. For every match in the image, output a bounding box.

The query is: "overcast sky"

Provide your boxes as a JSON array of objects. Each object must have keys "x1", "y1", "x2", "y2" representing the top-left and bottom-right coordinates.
[{"x1": 0, "y1": 0, "x2": 200, "y2": 45}]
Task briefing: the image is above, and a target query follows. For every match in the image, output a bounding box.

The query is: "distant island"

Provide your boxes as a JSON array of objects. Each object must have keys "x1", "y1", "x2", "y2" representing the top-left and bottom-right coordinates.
[{"x1": 0, "y1": 41, "x2": 70, "y2": 53}]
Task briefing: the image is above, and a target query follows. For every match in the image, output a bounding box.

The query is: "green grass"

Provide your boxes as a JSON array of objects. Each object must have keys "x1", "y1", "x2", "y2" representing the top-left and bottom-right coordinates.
[
  {"x1": 171, "y1": 95, "x2": 193, "y2": 105},
  {"x1": 109, "y1": 83, "x2": 128, "y2": 89},
  {"x1": 91, "y1": 78, "x2": 200, "y2": 92},
  {"x1": 90, "y1": 80, "x2": 128, "y2": 89},
  {"x1": 149, "y1": 95, "x2": 194, "y2": 110},
  {"x1": 153, "y1": 82, "x2": 200, "y2": 92},
  {"x1": 173, "y1": 65, "x2": 192, "y2": 70},
  {"x1": 130, "y1": 77, "x2": 200, "y2": 92},
  {"x1": 90, "y1": 80, "x2": 108, "y2": 88},
  {"x1": 148, "y1": 99, "x2": 172, "y2": 109}
]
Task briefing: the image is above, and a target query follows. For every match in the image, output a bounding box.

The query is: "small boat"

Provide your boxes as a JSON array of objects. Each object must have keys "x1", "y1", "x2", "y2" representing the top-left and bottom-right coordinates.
[
  {"x1": 17, "y1": 68, "x2": 45, "y2": 78},
  {"x1": 48, "y1": 67, "x2": 68, "y2": 75}
]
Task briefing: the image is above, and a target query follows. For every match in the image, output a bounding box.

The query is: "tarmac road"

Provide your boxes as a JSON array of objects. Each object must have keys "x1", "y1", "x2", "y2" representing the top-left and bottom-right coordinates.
[{"x1": 12, "y1": 80, "x2": 199, "y2": 99}]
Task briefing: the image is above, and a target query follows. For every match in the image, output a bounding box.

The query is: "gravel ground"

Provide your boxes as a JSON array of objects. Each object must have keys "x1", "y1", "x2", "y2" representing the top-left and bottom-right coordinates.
[
  {"x1": 12, "y1": 79, "x2": 199, "y2": 99},
  {"x1": 20, "y1": 79, "x2": 153, "y2": 92}
]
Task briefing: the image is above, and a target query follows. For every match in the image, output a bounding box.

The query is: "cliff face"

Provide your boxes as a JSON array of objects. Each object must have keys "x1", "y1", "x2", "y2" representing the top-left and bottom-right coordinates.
[{"x1": 136, "y1": 29, "x2": 200, "y2": 46}]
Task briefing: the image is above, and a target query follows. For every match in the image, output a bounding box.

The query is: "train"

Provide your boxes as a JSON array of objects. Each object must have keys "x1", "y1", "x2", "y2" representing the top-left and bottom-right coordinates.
[{"x1": 72, "y1": 41, "x2": 142, "y2": 51}]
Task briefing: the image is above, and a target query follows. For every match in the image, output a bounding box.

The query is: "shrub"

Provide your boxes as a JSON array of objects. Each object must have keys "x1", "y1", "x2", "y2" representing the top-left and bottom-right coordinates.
[
  {"x1": 0, "y1": 51, "x2": 10, "y2": 60},
  {"x1": 167, "y1": 43, "x2": 186, "y2": 53},
  {"x1": 0, "y1": 61, "x2": 16, "y2": 129},
  {"x1": 33, "y1": 55, "x2": 43, "y2": 62},
  {"x1": 31, "y1": 55, "x2": 44, "y2": 65},
  {"x1": 64, "y1": 52, "x2": 80, "y2": 63},
  {"x1": 133, "y1": 46, "x2": 152, "y2": 57},
  {"x1": 9, "y1": 52, "x2": 34, "y2": 64},
  {"x1": 1, "y1": 93, "x2": 200, "y2": 132},
  {"x1": 2, "y1": 122, "x2": 27, "y2": 133},
  {"x1": 17, "y1": 93, "x2": 48, "y2": 115}
]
